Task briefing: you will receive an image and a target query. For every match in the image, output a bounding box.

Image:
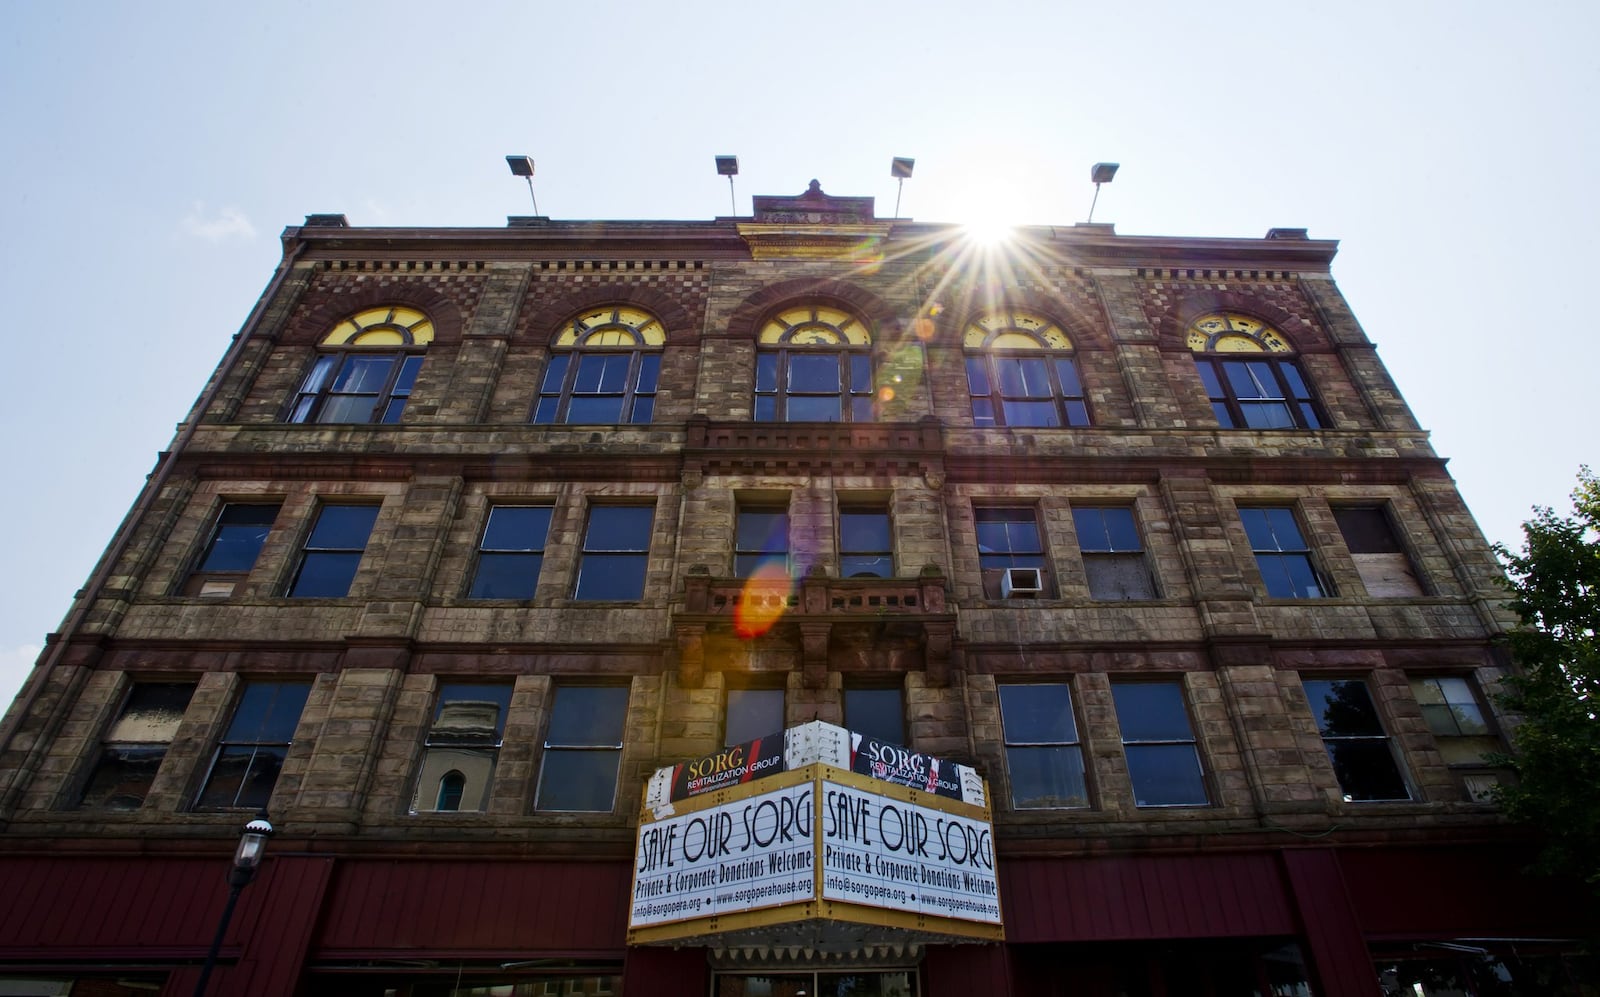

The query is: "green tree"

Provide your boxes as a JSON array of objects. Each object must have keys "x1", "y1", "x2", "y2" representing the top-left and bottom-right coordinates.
[{"x1": 1494, "y1": 467, "x2": 1600, "y2": 888}]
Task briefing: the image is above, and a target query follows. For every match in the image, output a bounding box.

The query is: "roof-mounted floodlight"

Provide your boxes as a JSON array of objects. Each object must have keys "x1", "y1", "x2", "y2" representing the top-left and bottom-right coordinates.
[
  {"x1": 505, "y1": 155, "x2": 539, "y2": 215},
  {"x1": 1087, "y1": 162, "x2": 1118, "y2": 223},
  {"x1": 715, "y1": 155, "x2": 739, "y2": 214},
  {"x1": 890, "y1": 157, "x2": 915, "y2": 218}
]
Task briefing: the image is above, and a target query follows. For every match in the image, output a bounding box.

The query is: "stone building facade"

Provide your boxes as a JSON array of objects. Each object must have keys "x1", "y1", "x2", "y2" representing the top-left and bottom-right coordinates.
[{"x1": 0, "y1": 185, "x2": 1588, "y2": 997}]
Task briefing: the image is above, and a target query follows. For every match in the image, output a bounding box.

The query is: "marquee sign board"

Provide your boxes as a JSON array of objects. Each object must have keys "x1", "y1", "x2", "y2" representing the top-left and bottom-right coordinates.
[{"x1": 629, "y1": 758, "x2": 1003, "y2": 947}]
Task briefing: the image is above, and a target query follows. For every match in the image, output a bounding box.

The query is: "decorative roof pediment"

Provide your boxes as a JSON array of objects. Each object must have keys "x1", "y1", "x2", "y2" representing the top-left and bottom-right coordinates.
[{"x1": 740, "y1": 180, "x2": 891, "y2": 260}]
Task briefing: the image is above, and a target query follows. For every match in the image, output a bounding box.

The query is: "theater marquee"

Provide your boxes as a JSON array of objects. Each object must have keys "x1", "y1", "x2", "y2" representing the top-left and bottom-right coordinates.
[{"x1": 628, "y1": 724, "x2": 1003, "y2": 947}]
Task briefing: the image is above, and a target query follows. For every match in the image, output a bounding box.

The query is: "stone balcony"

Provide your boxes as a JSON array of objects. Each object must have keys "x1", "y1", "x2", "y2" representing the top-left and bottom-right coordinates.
[{"x1": 671, "y1": 566, "x2": 958, "y2": 689}]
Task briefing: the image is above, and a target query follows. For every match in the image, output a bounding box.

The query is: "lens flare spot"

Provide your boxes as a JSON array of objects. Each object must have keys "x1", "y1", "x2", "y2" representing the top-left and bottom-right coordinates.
[
  {"x1": 911, "y1": 317, "x2": 936, "y2": 340},
  {"x1": 733, "y1": 564, "x2": 793, "y2": 639},
  {"x1": 877, "y1": 386, "x2": 896, "y2": 403}
]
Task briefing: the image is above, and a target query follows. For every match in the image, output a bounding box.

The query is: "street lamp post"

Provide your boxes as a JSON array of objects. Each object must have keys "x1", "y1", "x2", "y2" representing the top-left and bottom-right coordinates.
[{"x1": 192, "y1": 812, "x2": 274, "y2": 997}]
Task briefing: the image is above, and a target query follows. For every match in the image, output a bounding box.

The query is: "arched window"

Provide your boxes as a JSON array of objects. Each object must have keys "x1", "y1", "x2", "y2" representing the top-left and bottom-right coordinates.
[
  {"x1": 964, "y1": 310, "x2": 1089, "y2": 427},
  {"x1": 287, "y1": 306, "x2": 433, "y2": 424},
  {"x1": 435, "y1": 770, "x2": 466, "y2": 812},
  {"x1": 532, "y1": 306, "x2": 664, "y2": 424},
  {"x1": 754, "y1": 305, "x2": 874, "y2": 422},
  {"x1": 1186, "y1": 312, "x2": 1323, "y2": 429}
]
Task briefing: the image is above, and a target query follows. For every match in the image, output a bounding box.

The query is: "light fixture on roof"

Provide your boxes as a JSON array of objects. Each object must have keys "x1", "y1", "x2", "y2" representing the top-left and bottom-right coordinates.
[
  {"x1": 505, "y1": 155, "x2": 540, "y2": 215},
  {"x1": 890, "y1": 157, "x2": 915, "y2": 218},
  {"x1": 715, "y1": 155, "x2": 739, "y2": 214},
  {"x1": 1087, "y1": 162, "x2": 1119, "y2": 223}
]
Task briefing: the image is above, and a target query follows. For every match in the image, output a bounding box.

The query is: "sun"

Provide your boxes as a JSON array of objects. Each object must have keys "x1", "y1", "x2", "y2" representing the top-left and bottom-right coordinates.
[{"x1": 963, "y1": 218, "x2": 1017, "y2": 246}]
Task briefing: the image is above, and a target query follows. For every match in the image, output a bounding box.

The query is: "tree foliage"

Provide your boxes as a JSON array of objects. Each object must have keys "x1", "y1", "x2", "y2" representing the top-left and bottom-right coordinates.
[{"x1": 1493, "y1": 467, "x2": 1600, "y2": 888}]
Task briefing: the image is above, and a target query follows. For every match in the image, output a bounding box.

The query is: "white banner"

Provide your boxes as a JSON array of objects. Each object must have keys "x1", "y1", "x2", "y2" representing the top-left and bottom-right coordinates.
[
  {"x1": 631, "y1": 782, "x2": 815, "y2": 927},
  {"x1": 819, "y1": 780, "x2": 1001, "y2": 924}
]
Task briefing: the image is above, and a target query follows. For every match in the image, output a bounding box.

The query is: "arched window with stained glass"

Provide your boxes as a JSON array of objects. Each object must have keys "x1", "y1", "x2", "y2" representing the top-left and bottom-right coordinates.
[
  {"x1": 964, "y1": 309, "x2": 1090, "y2": 428},
  {"x1": 1186, "y1": 312, "x2": 1323, "y2": 429},
  {"x1": 532, "y1": 306, "x2": 664, "y2": 424},
  {"x1": 754, "y1": 304, "x2": 875, "y2": 422},
  {"x1": 287, "y1": 306, "x2": 433, "y2": 424}
]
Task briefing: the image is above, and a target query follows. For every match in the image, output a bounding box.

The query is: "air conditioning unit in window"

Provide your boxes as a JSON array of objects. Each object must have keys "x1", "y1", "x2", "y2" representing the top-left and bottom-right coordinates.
[{"x1": 1001, "y1": 567, "x2": 1043, "y2": 598}]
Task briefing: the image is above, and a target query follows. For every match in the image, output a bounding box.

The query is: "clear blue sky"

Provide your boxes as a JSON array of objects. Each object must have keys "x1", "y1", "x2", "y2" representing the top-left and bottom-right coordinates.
[{"x1": 1, "y1": 1, "x2": 1595, "y2": 707}]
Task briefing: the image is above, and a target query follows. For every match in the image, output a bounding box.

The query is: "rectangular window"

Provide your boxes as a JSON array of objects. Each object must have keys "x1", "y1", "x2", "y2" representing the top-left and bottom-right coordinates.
[
  {"x1": 468, "y1": 505, "x2": 552, "y2": 599},
  {"x1": 287, "y1": 504, "x2": 380, "y2": 598},
  {"x1": 967, "y1": 355, "x2": 1090, "y2": 428},
  {"x1": 196, "y1": 680, "x2": 312, "y2": 810},
  {"x1": 998, "y1": 684, "x2": 1088, "y2": 809},
  {"x1": 845, "y1": 688, "x2": 905, "y2": 746},
  {"x1": 735, "y1": 506, "x2": 790, "y2": 578},
  {"x1": 184, "y1": 504, "x2": 280, "y2": 597},
  {"x1": 1111, "y1": 682, "x2": 1208, "y2": 806},
  {"x1": 839, "y1": 504, "x2": 892, "y2": 579},
  {"x1": 535, "y1": 686, "x2": 629, "y2": 812},
  {"x1": 532, "y1": 351, "x2": 660, "y2": 425},
  {"x1": 975, "y1": 507, "x2": 1048, "y2": 598},
  {"x1": 1073, "y1": 506, "x2": 1156, "y2": 600},
  {"x1": 1410, "y1": 676, "x2": 1501, "y2": 768},
  {"x1": 1196, "y1": 357, "x2": 1321, "y2": 430},
  {"x1": 289, "y1": 352, "x2": 424, "y2": 424},
  {"x1": 1240, "y1": 507, "x2": 1329, "y2": 598},
  {"x1": 78, "y1": 682, "x2": 196, "y2": 810},
  {"x1": 1334, "y1": 505, "x2": 1424, "y2": 597},
  {"x1": 725, "y1": 688, "x2": 785, "y2": 745},
  {"x1": 1302, "y1": 678, "x2": 1410, "y2": 802},
  {"x1": 573, "y1": 505, "x2": 654, "y2": 600},
  {"x1": 412, "y1": 684, "x2": 514, "y2": 813}
]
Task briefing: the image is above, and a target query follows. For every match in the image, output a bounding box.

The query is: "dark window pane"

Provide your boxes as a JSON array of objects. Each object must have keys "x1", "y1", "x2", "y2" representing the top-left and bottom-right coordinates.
[
  {"x1": 755, "y1": 353, "x2": 778, "y2": 393},
  {"x1": 1063, "y1": 400, "x2": 1091, "y2": 426},
  {"x1": 1303, "y1": 680, "x2": 1385, "y2": 736},
  {"x1": 1324, "y1": 740, "x2": 1410, "y2": 801},
  {"x1": 753, "y1": 396, "x2": 777, "y2": 421},
  {"x1": 535, "y1": 750, "x2": 622, "y2": 811},
  {"x1": 1007, "y1": 745, "x2": 1088, "y2": 809},
  {"x1": 971, "y1": 398, "x2": 996, "y2": 427},
  {"x1": 1240, "y1": 508, "x2": 1280, "y2": 550},
  {"x1": 1299, "y1": 403, "x2": 1322, "y2": 428},
  {"x1": 546, "y1": 686, "x2": 630, "y2": 745},
  {"x1": 197, "y1": 505, "x2": 279, "y2": 573},
  {"x1": 290, "y1": 551, "x2": 364, "y2": 597},
  {"x1": 80, "y1": 747, "x2": 167, "y2": 810},
  {"x1": 469, "y1": 552, "x2": 542, "y2": 599},
  {"x1": 788, "y1": 395, "x2": 842, "y2": 421},
  {"x1": 1280, "y1": 362, "x2": 1312, "y2": 399},
  {"x1": 567, "y1": 395, "x2": 626, "y2": 423},
  {"x1": 393, "y1": 355, "x2": 424, "y2": 393},
  {"x1": 845, "y1": 688, "x2": 904, "y2": 745},
  {"x1": 1195, "y1": 361, "x2": 1225, "y2": 397},
  {"x1": 306, "y1": 505, "x2": 380, "y2": 550},
  {"x1": 318, "y1": 394, "x2": 379, "y2": 423},
  {"x1": 482, "y1": 507, "x2": 551, "y2": 552},
  {"x1": 573, "y1": 554, "x2": 648, "y2": 600},
  {"x1": 1125, "y1": 744, "x2": 1209, "y2": 806},
  {"x1": 966, "y1": 357, "x2": 991, "y2": 396},
  {"x1": 726, "y1": 688, "x2": 784, "y2": 744},
  {"x1": 1001, "y1": 399, "x2": 1060, "y2": 427},
  {"x1": 199, "y1": 745, "x2": 290, "y2": 810},
  {"x1": 1112, "y1": 683, "x2": 1192, "y2": 741},
  {"x1": 1241, "y1": 400, "x2": 1296, "y2": 429},
  {"x1": 850, "y1": 395, "x2": 875, "y2": 421},
  {"x1": 1055, "y1": 358, "x2": 1083, "y2": 396},
  {"x1": 1281, "y1": 552, "x2": 1325, "y2": 597},
  {"x1": 1333, "y1": 507, "x2": 1401, "y2": 553},
  {"x1": 1211, "y1": 401, "x2": 1236, "y2": 426},
  {"x1": 378, "y1": 398, "x2": 408, "y2": 423},
  {"x1": 532, "y1": 397, "x2": 561, "y2": 423},
  {"x1": 229, "y1": 682, "x2": 311, "y2": 743},
  {"x1": 788, "y1": 354, "x2": 840, "y2": 392},
  {"x1": 839, "y1": 510, "x2": 890, "y2": 551},
  {"x1": 630, "y1": 395, "x2": 655, "y2": 423},
  {"x1": 586, "y1": 506, "x2": 654, "y2": 550},
  {"x1": 850, "y1": 354, "x2": 873, "y2": 394},
  {"x1": 332, "y1": 355, "x2": 396, "y2": 393},
  {"x1": 299, "y1": 355, "x2": 337, "y2": 395},
  {"x1": 572, "y1": 354, "x2": 616, "y2": 393},
  {"x1": 636, "y1": 353, "x2": 661, "y2": 392},
  {"x1": 999, "y1": 684, "x2": 1077, "y2": 743},
  {"x1": 540, "y1": 354, "x2": 571, "y2": 393}
]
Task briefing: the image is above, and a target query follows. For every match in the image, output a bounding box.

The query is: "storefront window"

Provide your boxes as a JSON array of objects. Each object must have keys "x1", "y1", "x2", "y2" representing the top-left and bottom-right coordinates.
[{"x1": 715, "y1": 971, "x2": 917, "y2": 997}]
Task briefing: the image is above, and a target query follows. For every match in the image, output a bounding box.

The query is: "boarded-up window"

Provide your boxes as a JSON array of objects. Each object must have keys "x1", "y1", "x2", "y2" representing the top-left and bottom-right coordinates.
[{"x1": 1334, "y1": 506, "x2": 1423, "y2": 597}]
